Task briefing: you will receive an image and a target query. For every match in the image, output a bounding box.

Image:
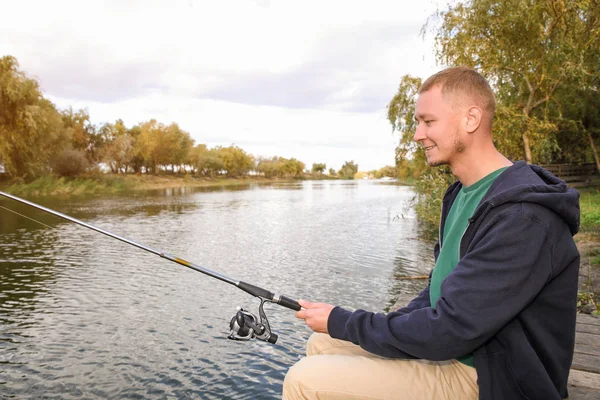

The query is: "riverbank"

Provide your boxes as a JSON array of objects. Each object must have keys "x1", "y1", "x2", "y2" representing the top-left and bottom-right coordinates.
[
  {"x1": 3, "y1": 174, "x2": 599, "y2": 310},
  {"x1": 0, "y1": 174, "x2": 302, "y2": 197}
]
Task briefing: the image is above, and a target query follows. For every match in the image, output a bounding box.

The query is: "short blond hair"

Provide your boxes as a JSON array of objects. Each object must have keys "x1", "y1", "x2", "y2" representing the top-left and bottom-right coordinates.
[{"x1": 419, "y1": 66, "x2": 496, "y2": 118}]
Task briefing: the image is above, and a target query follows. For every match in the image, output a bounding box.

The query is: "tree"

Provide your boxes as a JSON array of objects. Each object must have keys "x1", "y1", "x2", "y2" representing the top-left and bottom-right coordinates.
[
  {"x1": 256, "y1": 156, "x2": 304, "y2": 178},
  {"x1": 282, "y1": 158, "x2": 305, "y2": 178},
  {"x1": 134, "y1": 120, "x2": 193, "y2": 174},
  {"x1": 311, "y1": 162, "x2": 327, "y2": 175},
  {"x1": 166, "y1": 123, "x2": 194, "y2": 174},
  {"x1": 377, "y1": 165, "x2": 397, "y2": 178},
  {"x1": 100, "y1": 119, "x2": 136, "y2": 173},
  {"x1": 434, "y1": 0, "x2": 600, "y2": 164},
  {"x1": 338, "y1": 161, "x2": 358, "y2": 179},
  {"x1": 60, "y1": 107, "x2": 100, "y2": 163},
  {"x1": 0, "y1": 55, "x2": 65, "y2": 179},
  {"x1": 387, "y1": 75, "x2": 428, "y2": 179},
  {"x1": 215, "y1": 145, "x2": 254, "y2": 177},
  {"x1": 256, "y1": 156, "x2": 278, "y2": 178},
  {"x1": 189, "y1": 144, "x2": 225, "y2": 177}
]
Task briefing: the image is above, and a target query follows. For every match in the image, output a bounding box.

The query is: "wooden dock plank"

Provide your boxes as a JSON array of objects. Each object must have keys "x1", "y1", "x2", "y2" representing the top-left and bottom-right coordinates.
[
  {"x1": 578, "y1": 323, "x2": 600, "y2": 335},
  {"x1": 569, "y1": 314, "x2": 600, "y2": 398},
  {"x1": 578, "y1": 314, "x2": 600, "y2": 326},
  {"x1": 570, "y1": 370, "x2": 600, "y2": 390},
  {"x1": 575, "y1": 343, "x2": 600, "y2": 358},
  {"x1": 567, "y1": 386, "x2": 600, "y2": 400},
  {"x1": 573, "y1": 353, "x2": 600, "y2": 374}
]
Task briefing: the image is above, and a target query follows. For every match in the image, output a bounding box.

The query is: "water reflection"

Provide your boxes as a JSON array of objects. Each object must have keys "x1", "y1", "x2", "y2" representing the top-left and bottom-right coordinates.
[{"x1": 0, "y1": 180, "x2": 433, "y2": 399}]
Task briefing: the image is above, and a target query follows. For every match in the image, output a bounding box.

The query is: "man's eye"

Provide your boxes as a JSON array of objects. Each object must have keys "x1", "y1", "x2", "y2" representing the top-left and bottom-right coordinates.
[{"x1": 424, "y1": 120, "x2": 432, "y2": 125}]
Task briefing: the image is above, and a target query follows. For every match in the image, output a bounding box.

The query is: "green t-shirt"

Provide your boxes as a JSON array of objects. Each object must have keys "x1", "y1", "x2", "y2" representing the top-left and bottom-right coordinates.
[{"x1": 429, "y1": 167, "x2": 508, "y2": 367}]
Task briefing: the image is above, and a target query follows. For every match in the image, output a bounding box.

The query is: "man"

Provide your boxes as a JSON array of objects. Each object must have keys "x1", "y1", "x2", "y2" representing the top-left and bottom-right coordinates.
[{"x1": 283, "y1": 67, "x2": 580, "y2": 400}]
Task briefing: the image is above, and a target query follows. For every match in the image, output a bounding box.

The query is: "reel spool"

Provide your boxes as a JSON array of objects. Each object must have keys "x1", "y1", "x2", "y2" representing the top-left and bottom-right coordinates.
[{"x1": 228, "y1": 300, "x2": 278, "y2": 344}]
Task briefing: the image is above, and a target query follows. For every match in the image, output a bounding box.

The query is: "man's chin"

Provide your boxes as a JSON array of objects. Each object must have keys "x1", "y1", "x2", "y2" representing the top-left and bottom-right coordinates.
[{"x1": 427, "y1": 159, "x2": 447, "y2": 167}]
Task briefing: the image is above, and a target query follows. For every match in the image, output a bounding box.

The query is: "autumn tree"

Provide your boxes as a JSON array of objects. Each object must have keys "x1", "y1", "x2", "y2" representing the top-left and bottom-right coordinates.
[
  {"x1": 387, "y1": 75, "x2": 428, "y2": 179},
  {"x1": 282, "y1": 158, "x2": 305, "y2": 178},
  {"x1": 189, "y1": 144, "x2": 225, "y2": 177},
  {"x1": 256, "y1": 156, "x2": 281, "y2": 178},
  {"x1": 0, "y1": 55, "x2": 65, "y2": 179},
  {"x1": 434, "y1": 0, "x2": 600, "y2": 164},
  {"x1": 215, "y1": 145, "x2": 254, "y2": 177},
  {"x1": 311, "y1": 162, "x2": 327, "y2": 175},
  {"x1": 134, "y1": 120, "x2": 194, "y2": 174},
  {"x1": 166, "y1": 123, "x2": 194, "y2": 174},
  {"x1": 338, "y1": 161, "x2": 358, "y2": 179},
  {"x1": 60, "y1": 107, "x2": 100, "y2": 160},
  {"x1": 256, "y1": 156, "x2": 305, "y2": 178},
  {"x1": 100, "y1": 119, "x2": 138, "y2": 173}
]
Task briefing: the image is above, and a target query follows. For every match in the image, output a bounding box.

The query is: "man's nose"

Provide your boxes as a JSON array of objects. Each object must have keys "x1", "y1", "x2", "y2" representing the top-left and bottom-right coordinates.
[{"x1": 413, "y1": 124, "x2": 425, "y2": 142}]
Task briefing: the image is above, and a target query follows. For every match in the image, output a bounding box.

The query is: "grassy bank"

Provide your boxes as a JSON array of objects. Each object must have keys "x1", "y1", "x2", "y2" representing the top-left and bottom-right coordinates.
[
  {"x1": 0, "y1": 174, "x2": 299, "y2": 197},
  {"x1": 579, "y1": 188, "x2": 600, "y2": 234},
  {"x1": 575, "y1": 188, "x2": 600, "y2": 315}
]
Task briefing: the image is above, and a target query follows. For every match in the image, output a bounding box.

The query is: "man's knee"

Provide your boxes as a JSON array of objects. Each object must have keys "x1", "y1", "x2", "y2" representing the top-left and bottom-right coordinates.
[
  {"x1": 282, "y1": 357, "x2": 316, "y2": 400},
  {"x1": 306, "y1": 332, "x2": 329, "y2": 356}
]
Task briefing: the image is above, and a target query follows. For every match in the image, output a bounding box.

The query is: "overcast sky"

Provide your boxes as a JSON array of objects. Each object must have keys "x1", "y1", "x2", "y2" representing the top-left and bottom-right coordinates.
[{"x1": 1, "y1": 0, "x2": 446, "y2": 171}]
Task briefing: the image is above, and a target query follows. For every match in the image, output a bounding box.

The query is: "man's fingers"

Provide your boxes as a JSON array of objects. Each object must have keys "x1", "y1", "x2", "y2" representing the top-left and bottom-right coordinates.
[{"x1": 298, "y1": 299, "x2": 312, "y2": 309}]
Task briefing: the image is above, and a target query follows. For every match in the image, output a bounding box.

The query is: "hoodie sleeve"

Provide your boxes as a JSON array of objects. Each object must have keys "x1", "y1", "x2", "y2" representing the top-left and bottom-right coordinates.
[{"x1": 327, "y1": 211, "x2": 553, "y2": 360}]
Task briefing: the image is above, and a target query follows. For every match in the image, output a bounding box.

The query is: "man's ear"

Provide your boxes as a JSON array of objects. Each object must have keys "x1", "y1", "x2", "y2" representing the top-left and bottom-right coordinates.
[{"x1": 465, "y1": 106, "x2": 482, "y2": 133}]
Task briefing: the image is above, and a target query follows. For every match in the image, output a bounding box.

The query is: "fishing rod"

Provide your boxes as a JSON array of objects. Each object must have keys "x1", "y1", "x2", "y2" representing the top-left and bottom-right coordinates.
[{"x1": 0, "y1": 190, "x2": 301, "y2": 344}]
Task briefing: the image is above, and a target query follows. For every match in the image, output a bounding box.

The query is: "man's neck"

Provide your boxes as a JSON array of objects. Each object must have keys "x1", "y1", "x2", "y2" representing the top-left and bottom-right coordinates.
[{"x1": 450, "y1": 149, "x2": 513, "y2": 187}]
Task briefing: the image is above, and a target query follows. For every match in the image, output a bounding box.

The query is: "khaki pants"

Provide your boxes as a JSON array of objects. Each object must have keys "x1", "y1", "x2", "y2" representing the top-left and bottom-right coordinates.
[{"x1": 283, "y1": 333, "x2": 478, "y2": 400}]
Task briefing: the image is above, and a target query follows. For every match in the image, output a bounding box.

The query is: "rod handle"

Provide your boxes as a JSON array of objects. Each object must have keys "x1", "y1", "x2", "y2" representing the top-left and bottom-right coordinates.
[
  {"x1": 238, "y1": 281, "x2": 272, "y2": 299},
  {"x1": 237, "y1": 281, "x2": 301, "y2": 311},
  {"x1": 278, "y1": 295, "x2": 301, "y2": 311}
]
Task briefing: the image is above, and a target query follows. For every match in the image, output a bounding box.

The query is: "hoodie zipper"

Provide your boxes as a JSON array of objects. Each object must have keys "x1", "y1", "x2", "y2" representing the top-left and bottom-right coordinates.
[
  {"x1": 459, "y1": 202, "x2": 494, "y2": 258},
  {"x1": 439, "y1": 200, "x2": 445, "y2": 248}
]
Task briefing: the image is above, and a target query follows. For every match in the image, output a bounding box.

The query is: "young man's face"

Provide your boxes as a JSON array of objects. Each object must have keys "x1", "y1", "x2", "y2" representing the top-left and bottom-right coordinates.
[{"x1": 413, "y1": 85, "x2": 465, "y2": 167}]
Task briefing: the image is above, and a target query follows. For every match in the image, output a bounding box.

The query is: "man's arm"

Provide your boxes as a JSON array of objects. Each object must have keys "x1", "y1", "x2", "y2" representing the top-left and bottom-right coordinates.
[{"x1": 326, "y1": 213, "x2": 555, "y2": 360}]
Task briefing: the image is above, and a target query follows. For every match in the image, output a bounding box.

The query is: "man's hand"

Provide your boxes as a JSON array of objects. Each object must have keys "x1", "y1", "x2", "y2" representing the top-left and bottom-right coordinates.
[{"x1": 296, "y1": 299, "x2": 335, "y2": 333}]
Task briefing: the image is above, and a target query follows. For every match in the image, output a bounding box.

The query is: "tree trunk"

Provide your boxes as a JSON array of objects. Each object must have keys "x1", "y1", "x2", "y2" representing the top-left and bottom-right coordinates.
[
  {"x1": 522, "y1": 133, "x2": 532, "y2": 164},
  {"x1": 589, "y1": 131, "x2": 600, "y2": 173}
]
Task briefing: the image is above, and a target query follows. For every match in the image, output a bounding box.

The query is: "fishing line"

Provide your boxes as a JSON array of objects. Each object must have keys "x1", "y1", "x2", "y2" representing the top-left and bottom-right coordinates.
[
  {"x1": 0, "y1": 204, "x2": 55, "y2": 230},
  {"x1": 0, "y1": 190, "x2": 301, "y2": 344}
]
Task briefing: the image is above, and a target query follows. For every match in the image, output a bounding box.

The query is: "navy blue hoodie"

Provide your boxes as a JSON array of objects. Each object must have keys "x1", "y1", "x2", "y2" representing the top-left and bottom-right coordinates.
[{"x1": 328, "y1": 161, "x2": 580, "y2": 400}]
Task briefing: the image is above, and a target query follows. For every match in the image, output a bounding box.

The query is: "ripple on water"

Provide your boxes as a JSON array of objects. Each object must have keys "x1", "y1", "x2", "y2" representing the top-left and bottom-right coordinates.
[{"x1": 0, "y1": 182, "x2": 430, "y2": 399}]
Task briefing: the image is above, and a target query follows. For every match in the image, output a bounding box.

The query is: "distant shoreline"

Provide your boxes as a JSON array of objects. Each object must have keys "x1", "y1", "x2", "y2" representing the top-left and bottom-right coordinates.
[{"x1": 0, "y1": 173, "x2": 387, "y2": 197}]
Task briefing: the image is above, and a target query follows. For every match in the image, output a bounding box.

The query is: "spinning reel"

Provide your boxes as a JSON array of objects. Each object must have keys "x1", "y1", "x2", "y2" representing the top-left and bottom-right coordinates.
[{"x1": 228, "y1": 298, "x2": 278, "y2": 344}]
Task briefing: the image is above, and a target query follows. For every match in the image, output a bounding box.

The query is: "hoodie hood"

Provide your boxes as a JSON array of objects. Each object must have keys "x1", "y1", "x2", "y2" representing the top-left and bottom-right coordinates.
[{"x1": 472, "y1": 161, "x2": 580, "y2": 235}]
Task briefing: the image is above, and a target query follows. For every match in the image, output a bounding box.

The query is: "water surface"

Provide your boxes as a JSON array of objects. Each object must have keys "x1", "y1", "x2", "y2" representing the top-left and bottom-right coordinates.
[{"x1": 0, "y1": 180, "x2": 433, "y2": 399}]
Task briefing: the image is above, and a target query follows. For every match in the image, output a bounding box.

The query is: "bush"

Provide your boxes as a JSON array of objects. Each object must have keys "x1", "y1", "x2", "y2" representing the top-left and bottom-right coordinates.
[
  {"x1": 413, "y1": 167, "x2": 455, "y2": 238},
  {"x1": 50, "y1": 149, "x2": 89, "y2": 177}
]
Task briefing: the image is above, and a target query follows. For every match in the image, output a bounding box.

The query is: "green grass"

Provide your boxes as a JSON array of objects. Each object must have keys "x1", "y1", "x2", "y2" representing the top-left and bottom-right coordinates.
[
  {"x1": 579, "y1": 188, "x2": 600, "y2": 233},
  {"x1": 0, "y1": 173, "x2": 300, "y2": 197},
  {"x1": 2, "y1": 174, "x2": 134, "y2": 197}
]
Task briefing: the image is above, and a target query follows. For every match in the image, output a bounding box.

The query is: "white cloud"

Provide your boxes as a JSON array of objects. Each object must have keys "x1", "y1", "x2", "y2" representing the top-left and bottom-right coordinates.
[{"x1": 1, "y1": 0, "x2": 445, "y2": 171}]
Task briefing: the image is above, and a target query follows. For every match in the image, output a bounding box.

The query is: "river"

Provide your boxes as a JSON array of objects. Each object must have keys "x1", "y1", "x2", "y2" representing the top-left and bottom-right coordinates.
[{"x1": 0, "y1": 180, "x2": 433, "y2": 399}]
